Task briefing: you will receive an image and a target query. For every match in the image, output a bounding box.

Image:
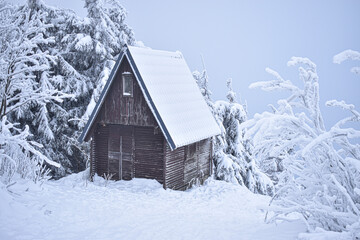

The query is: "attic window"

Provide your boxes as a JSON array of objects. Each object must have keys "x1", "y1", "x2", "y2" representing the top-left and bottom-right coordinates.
[{"x1": 122, "y1": 72, "x2": 133, "y2": 96}]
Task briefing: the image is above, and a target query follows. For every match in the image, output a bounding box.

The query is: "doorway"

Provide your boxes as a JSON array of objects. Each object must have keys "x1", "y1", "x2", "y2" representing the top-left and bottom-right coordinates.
[{"x1": 108, "y1": 125, "x2": 133, "y2": 180}]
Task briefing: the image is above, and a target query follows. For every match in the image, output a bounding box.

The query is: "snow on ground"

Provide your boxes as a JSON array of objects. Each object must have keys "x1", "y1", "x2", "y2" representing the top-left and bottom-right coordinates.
[{"x1": 1, "y1": 172, "x2": 308, "y2": 240}]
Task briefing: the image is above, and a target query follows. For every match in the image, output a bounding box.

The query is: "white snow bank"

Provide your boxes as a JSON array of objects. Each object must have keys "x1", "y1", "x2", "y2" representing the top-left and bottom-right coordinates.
[{"x1": 0, "y1": 173, "x2": 308, "y2": 240}]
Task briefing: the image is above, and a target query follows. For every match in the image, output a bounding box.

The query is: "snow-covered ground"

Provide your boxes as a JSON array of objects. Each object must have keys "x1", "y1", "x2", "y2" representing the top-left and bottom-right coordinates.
[{"x1": 1, "y1": 172, "x2": 311, "y2": 240}]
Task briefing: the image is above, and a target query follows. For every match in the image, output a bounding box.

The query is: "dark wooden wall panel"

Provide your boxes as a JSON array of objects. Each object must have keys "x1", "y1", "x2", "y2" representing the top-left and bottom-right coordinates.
[
  {"x1": 93, "y1": 58, "x2": 157, "y2": 128},
  {"x1": 184, "y1": 143, "x2": 197, "y2": 186},
  {"x1": 90, "y1": 136, "x2": 96, "y2": 178},
  {"x1": 197, "y1": 139, "x2": 211, "y2": 178},
  {"x1": 134, "y1": 126, "x2": 164, "y2": 184},
  {"x1": 108, "y1": 126, "x2": 121, "y2": 180},
  {"x1": 183, "y1": 138, "x2": 212, "y2": 189},
  {"x1": 94, "y1": 124, "x2": 109, "y2": 178},
  {"x1": 120, "y1": 125, "x2": 134, "y2": 180},
  {"x1": 164, "y1": 142, "x2": 185, "y2": 190}
]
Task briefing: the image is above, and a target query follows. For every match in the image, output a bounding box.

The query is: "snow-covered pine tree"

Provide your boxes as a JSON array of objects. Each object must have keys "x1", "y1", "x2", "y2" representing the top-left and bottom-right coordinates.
[
  {"x1": 1, "y1": 0, "x2": 135, "y2": 178},
  {"x1": 245, "y1": 57, "x2": 360, "y2": 236},
  {"x1": 194, "y1": 70, "x2": 274, "y2": 195},
  {"x1": 0, "y1": 0, "x2": 67, "y2": 183},
  {"x1": 45, "y1": 0, "x2": 134, "y2": 177},
  {"x1": 213, "y1": 79, "x2": 274, "y2": 195},
  {"x1": 193, "y1": 70, "x2": 214, "y2": 112}
]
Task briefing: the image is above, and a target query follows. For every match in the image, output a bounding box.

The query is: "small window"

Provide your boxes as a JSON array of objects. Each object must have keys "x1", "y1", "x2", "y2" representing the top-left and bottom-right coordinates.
[{"x1": 122, "y1": 73, "x2": 133, "y2": 96}]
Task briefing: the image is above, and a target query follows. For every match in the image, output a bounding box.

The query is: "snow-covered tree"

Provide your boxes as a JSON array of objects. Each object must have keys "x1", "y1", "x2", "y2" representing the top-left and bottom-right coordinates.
[
  {"x1": 194, "y1": 70, "x2": 274, "y2": 195},
  {"x1": 0, "y1": 1, "x2": 65, "y2": 183},
  {"x1": 245, "y1": 57, "x2": 360, "y2": 236},
  {"x1": 1, "y1": 0, "x2": 135, "y2": 178},
  {"x1": 193, "y1": 69, "x2": 214, "y2": 111},
  {"x1": 213, "y1": 79, "x2": 274, "y2": 195}
]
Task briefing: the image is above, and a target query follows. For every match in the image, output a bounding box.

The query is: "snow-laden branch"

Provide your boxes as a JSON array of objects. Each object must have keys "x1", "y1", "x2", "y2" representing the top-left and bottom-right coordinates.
[
  {"x1": 333, "y1": 49, "x2": 360, "y2": 64},
  {"x1": 246, "y1": 56, "x2": 360, "y2": 235},
  {"x1": 334, "y1": 49, "x2": 360, "y2": 75}
]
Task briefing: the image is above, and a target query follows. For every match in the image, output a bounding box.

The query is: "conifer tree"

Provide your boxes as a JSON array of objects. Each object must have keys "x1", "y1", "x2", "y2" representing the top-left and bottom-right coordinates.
[{"x1": 1, "y1": 0, "x2": 135, "y2": 178}]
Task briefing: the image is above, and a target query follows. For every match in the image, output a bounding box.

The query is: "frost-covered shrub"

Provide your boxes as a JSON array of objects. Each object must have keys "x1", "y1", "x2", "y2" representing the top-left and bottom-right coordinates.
[
  {"x1": 0, "y1": 117, "x2": 55, "y2": 184},
  {"x1": 245, "y1": 56, "x2": 360, "y2": 235},
  {"x1": 194, "y1": 71, "x2": 274, "y2": 195}
]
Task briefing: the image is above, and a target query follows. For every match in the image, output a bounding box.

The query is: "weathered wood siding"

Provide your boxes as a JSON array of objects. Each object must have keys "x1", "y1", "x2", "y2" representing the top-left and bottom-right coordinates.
[
  {"x1": 184, "y1": 138, "x2": 212, "y2": 189},
  {"x1": 184, "y1": 143, "x2": 198, "y2": 187},
  {"x1": 94, "y1": 124, "x2": 109, "y2": 178},
  {"x1": 96, "y1": 58, "x2": 156, "y2": 128},
  {"x1": 134, "y1": 126, "x2": 164, "y2": 184},
  {"x1": 164, "y1": 143, "x2": 185, "y2": 190},
  {"x1": 107, "y1": 125, "x2": 133, "y2": 180},
  {"x1": 90, "y1": 135, "x2": 96, "y2": 179},
  {"x1": 164, "y1": 138, "x2": 212, "y2": 190},
  {"x1": 196, "y1": 138, "x2": 212, "y2": 181}
]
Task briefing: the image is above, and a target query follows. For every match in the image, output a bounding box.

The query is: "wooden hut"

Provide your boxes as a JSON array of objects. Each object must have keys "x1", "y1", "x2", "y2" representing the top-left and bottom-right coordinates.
[{"x1": 79, "y1": 45, "x2": 221, "y2": 190}]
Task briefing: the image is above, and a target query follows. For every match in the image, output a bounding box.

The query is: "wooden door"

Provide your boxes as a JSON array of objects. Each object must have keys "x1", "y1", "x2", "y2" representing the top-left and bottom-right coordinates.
[{"x1": 108, "y1": 125, "x2": 133, "y2": 180}]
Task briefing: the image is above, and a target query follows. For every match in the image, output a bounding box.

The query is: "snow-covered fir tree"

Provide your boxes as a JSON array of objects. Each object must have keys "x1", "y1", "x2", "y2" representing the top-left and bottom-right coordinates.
[
  {"x1": 245, "y1": 57, "x2": 360, "y2": 237},
  {"x1": 213, "y1": 79, "x2": 274, "y2": 195},
  {"x1": 193, "y1": 70, "x2": 214, "y2": 112},
  {"x1": 0, "y1": 0, "x2": 67, "y2": 183},
  {"x1": 0, "y1": 0, "x2": 135, "y2": 179},
  {"x1": 194, "y1": 71, "x2": 274, "y2": 195}
]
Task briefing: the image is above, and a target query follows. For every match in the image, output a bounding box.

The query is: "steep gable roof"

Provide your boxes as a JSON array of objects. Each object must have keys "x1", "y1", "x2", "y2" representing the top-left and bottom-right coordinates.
[{"x1": 79, "y1": 45, "x2": 221, "y2": 150}]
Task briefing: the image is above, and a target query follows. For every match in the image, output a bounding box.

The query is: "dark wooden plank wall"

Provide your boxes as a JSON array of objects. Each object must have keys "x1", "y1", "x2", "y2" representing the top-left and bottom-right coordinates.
[
  {"x1": 134, "y1": 126, "x2": 164, "y2": 184},
  {"x1": 94, "y1": 124, "x2": 109, "y2": 178},
  {"x1": 98, "y1": 58, "x2": 156, "y2": 127},
  {"x1": 184, "y1": 142, "x2": 198, "y2": 187},
  {"x1": 107, "y1": 125, "x2": 133, "y2": 180},
  {"x1": 164, "y1": 142, "x2": 185, "y2": 190},
  {"x1": 90, "y1": 135, "x2": 96, "y2": 178},
  {"x1": 85, "y1": 58, "x2": 157, "y2": 142},
  {"x1": 121, "y1": 126, "x2": 134, "y2": 180},
  {"x1": 165, "y1": 138, "x2": 212, "y2": 190},
  {"x1": 196, "y1": 138, "x2": 212, "y2": 181}
]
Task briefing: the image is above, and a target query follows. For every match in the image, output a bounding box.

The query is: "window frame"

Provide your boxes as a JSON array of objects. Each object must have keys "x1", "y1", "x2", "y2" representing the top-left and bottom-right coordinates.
[{"x1": 122, "y1": 72, "x2": 133, "y2": 97}]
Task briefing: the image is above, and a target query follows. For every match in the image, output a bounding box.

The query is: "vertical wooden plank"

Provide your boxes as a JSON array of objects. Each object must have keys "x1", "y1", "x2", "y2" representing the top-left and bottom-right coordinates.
[
  {"x1": 163, "y1": 138, "x2": 166, "y2": 189},
  {"x1": 132, "y1": 126, "x2": 135, "y2": 179},
  {"x1": 95, "y1": 124, "x2": 109, "y2": 178},
  {"x1": 120, "y1": 136, "x2": 123, "y2": 180},
  {"x1": 90, "y1": 135, "x2": 96, "y2": 180}
]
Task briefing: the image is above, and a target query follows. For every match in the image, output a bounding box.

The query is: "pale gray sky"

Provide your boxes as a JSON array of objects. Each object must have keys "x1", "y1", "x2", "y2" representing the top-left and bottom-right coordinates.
[{"x1": 13, "y1": 0, "x2": 360, "y2": 128}]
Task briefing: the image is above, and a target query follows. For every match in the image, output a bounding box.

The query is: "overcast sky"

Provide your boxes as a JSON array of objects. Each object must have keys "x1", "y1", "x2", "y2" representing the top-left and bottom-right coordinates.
[{"x1": 13, "y1": 0, "x2": 360, "y2": 128}]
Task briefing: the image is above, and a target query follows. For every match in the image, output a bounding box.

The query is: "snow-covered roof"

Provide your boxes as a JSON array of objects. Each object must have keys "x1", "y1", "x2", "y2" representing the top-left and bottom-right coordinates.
[{"x1": 79, "y1": 45, "x2": 221, "y2": 150}]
